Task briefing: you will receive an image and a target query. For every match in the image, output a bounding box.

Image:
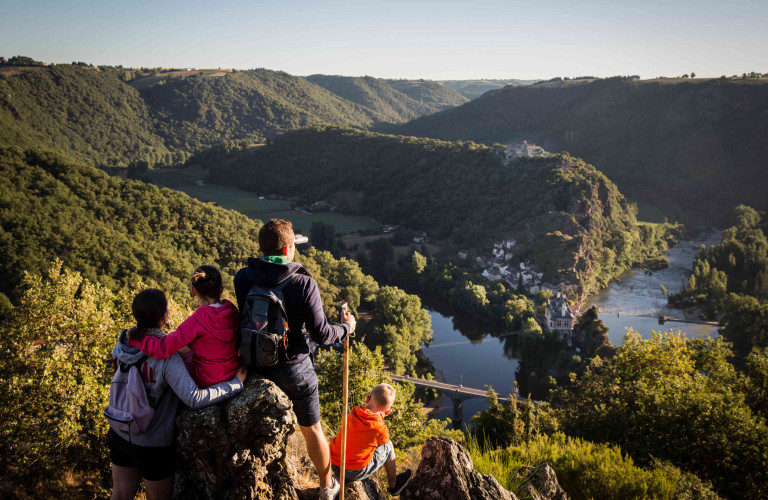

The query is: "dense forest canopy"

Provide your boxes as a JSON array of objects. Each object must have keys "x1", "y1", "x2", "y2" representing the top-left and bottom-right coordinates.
[
  {"x1": 305, "y1": 74, "x2": 467, "y2": 122},
  {"x1": 0, "y1": 145, "x2": 260, "y2": 302},
  {"x1": 140, "y1": 69, "x2": 376, "y2": 151},
  {"x1": 0, "y1": 62, "x2": 467, "y2": 167},
  {"x1": 0, "y1": 64, "x2": 176, "y2": 166},
  {"x1": 201, "y1": 126, "x2": 674, "y2": 294},
  {"x1": 384, "y1": 79, "x2": 469, "y2": 109},
  {"x1": 393, "y1": 77, "x2": 768, "y2": 225}
]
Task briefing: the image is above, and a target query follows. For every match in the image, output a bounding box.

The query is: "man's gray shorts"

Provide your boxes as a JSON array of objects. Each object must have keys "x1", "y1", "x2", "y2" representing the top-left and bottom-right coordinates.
[{"x1": 332, "y1": 441, "x2": 395, "y2": 482}]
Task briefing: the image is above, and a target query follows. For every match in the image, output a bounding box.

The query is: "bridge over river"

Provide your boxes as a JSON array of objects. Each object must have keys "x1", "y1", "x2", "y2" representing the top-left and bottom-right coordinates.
[{"x1": 390, "y1": 374, "x2": 534, "y2": 428}]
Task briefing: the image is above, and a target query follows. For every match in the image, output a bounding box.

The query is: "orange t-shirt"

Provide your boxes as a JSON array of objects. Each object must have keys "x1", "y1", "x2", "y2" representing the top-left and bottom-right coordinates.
[{"x1": 329, "y1": 405, "x2": 390, "y2": 470}]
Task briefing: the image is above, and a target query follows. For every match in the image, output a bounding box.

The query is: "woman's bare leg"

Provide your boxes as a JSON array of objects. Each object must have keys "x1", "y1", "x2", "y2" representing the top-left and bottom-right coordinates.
[
  {"x1": 144, "y1": 475, "x2": 174, "y2": 500},
  {"x1": 111, "y1": 464, "x2": 142, "y2": 500}
]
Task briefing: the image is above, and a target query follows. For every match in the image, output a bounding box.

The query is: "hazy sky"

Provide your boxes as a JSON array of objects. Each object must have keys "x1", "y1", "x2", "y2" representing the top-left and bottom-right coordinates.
[{"x1": 2, "y1": 0, "x2": 766, "y2": 80}]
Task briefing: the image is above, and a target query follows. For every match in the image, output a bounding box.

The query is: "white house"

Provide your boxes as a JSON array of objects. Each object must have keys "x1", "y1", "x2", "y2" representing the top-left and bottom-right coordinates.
[{"x1": 545, "y1": 292, "x2": 575, "y2": 346}]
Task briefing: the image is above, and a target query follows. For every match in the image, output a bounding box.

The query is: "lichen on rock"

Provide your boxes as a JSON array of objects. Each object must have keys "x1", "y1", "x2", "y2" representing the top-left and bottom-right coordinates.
[{"x1": 173, "y1": 374, "x2": 298, "y2": 500}]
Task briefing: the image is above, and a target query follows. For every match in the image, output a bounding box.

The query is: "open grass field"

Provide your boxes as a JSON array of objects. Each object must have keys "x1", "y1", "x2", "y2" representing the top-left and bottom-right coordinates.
[
  {"x1": 127, "y1": 69, "x2": 231, "y2": 90},
  {"x1": 635, "y1": 201, "x2": 668, "y2": 223},
  {"x1": 148, "y1": 167, "x2": 383, "y2": 236}
]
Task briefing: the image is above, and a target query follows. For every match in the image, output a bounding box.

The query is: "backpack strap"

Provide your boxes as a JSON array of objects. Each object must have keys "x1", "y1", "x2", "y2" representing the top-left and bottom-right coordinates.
[
  {"x1": 274, "y1": 264, "x2": 310, "y2": 288},
  {"x1": 120, "y1": 354, "x2": 170, "y2": 408},
  {"x1": 268, "y1": 266, "x2": 308, "y2": 320},
  {"x1": 119, "y1": 354, "x2": 148, "y2": 373}
]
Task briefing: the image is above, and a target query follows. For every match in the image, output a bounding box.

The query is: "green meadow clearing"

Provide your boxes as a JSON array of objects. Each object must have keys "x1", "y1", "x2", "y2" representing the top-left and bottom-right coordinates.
[{"x1": 148, "y1": 168, "x2": 383, "y2": 236}]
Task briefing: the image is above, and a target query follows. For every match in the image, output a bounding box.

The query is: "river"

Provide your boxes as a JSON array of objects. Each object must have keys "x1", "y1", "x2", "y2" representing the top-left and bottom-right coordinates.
[
  {"x1": 586, "y1": 231, "x2": 722, "y2": 345},
  {"x1": 418, "y1": 231, "x2": 721, "y2": 425},
  {"x1": 420, "y1": 309, "x2": 518, "y2": 425}
]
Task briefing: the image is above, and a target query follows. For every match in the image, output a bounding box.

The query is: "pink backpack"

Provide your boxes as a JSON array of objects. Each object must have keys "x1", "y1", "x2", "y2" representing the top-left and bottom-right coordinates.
[{"x1": 104, "y1": 355, "x2": 156, "y2": 436}]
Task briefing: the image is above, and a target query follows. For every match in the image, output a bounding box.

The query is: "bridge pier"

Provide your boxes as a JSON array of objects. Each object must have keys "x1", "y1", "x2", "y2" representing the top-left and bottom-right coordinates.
[{"x1": 450, "y1": 395, "x2": 468, "y2": 430}]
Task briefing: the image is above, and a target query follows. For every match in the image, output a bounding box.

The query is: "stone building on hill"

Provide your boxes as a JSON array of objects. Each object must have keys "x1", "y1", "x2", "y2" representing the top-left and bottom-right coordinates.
[
  {"x1": 545, "y1": 292, "x2": 575, "y2": 346},
  {"x1": 505, "y1": 140, "x2": 549, "y2": 158}
]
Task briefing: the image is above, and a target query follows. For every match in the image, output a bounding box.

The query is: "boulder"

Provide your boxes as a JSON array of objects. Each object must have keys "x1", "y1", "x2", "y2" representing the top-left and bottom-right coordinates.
[
  {"x1": 515, "y1": 463, "x2": 567, "y2": 500},
  {"x1": 400, "y1": 437, "x2": 518, "y2": 500},
  {"x1": 173, "y1": 375, "x2": 298, "y2": 499}
]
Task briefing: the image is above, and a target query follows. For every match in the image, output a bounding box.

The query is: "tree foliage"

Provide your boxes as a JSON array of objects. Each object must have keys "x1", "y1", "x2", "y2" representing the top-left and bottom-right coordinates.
[
  {"x1": 554, "y1": 330, "x2": 768, "y2": 499},
  {"x1": 670, "y1": 207, "x2": 768, "y2": 361},
  {"x1": 0, "y1": 262, "x2": 186, "y2": 497},
  {"x1": 364, "y1": 286, "x2": 432, "y2": 375},
  {"x1": 0, "y1": 146, "x2": 260, "y2": 301}
]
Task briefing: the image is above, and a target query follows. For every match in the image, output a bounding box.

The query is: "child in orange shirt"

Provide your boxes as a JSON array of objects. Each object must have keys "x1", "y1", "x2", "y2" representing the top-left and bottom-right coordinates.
[{"x1": 328, "y1": 384, "x2": 412, "y2": 496}]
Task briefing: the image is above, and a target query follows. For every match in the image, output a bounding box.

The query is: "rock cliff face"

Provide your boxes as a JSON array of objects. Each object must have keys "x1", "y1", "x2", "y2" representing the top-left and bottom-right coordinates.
[
  {"x1": 400, "y1": 437, "x2": 518, "y2": 500},
  {"x1": 173, "y1": 375, "x2": 298, "y2": 499}
]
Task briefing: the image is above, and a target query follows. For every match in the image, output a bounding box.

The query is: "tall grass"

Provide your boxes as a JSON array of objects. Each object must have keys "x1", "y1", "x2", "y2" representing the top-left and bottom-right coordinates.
[{"x1": 465, "y1": 433, "x2": 719, "y2": 500}]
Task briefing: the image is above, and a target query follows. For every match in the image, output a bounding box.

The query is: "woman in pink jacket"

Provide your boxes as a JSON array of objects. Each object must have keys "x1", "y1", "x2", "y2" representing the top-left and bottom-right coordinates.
[{"x1": 130, "y1": 265, "x2": 240, "y2": 388}]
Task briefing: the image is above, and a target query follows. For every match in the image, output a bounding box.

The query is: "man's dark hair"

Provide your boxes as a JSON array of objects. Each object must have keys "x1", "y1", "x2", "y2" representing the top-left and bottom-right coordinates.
[
  {"x1": 259, "y1": 218, "x2": 294, "y2": 256},
  {"x1": 191, "y1": 264, "x2": 223, "y2": 301},
  {"x1": 129, "y1": 288, "x2": 167, "y2": 341}
]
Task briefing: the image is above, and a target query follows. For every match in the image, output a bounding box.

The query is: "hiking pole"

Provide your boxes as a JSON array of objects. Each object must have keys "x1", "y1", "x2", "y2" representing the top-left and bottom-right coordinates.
[{"x1": 339, "y1": 301, "x2": 350, "y2": 500}]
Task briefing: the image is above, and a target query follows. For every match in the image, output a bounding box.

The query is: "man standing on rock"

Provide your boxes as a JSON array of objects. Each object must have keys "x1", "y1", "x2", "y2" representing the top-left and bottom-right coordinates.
[{"x1": 235, "y1": 218, "x2": 355, "y2": 500}]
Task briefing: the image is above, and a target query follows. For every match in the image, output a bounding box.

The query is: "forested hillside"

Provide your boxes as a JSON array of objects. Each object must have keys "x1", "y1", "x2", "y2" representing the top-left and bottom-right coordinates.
[
  {"x1": 202, "y1": 126, "x2": 672, "y2": 294},
  {"x1": 140, "y1": 69, "x2": 377, "y2": 151},
  {"x1": 385, "y1": 79, "x2": 469, "y2": 109},
  {"x1": 394, "y1": 77, "x2": 768, "y2": 224},
  {"x1": 305, "y1": 74, "x2": 434, "y2": 122},
  {"x1": 0, "y1": 65, "x2": 175, "y2": 166},
  {"x1": 0, "y1": 145, "x2": 259, "y2": 303},
  {"x1": 305, "y1": 75, "x2": 469, "y2": 121},
  {"x1": 437, "y1": 78, "x2": 539, "y2": 99},
  {"x1": 0, "y1": 62, "x2": 465, "y2": 168}
]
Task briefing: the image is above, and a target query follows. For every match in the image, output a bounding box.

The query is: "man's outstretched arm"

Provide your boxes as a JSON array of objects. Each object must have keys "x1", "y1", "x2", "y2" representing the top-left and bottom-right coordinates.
[{"x1": 303, "y1": 279, "x2": 351, "y2": 345}]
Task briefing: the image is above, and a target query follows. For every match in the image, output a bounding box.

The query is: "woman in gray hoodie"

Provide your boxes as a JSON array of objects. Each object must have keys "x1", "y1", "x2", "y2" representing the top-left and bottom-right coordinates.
[{"x1": 108, "y1": 288, "x2": 246, "y2": 500}]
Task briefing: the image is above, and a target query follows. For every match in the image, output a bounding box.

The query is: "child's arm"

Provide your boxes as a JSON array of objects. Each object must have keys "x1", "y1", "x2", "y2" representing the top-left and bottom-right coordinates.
[
  {"x1": 164, "y1": 354, "x2": 244, "y2": 409},
  {"x1": 128, "y1": 316, "x2": 199, "y2": 359}
]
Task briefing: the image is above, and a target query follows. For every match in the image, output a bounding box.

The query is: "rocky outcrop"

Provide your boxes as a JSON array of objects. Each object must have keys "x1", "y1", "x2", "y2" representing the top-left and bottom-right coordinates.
[
  {"x1": 173, "y1": 375, "x2": 298, "y2": 500},
  {"x1": 515, "y1": 463, "x2": 567, "y2": 500},
  {"x1": 170, "y1": 377, "x2": 565, "y2": 500},
  {"x1": 400, "y1": 437, "x2": 518, "y2": 500}
]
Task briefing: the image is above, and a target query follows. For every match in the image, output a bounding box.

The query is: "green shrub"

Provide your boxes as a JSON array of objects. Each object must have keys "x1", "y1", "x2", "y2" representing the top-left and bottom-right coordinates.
[{"x1": 466, "y1": 433, "x2": 719, "y2": 500}]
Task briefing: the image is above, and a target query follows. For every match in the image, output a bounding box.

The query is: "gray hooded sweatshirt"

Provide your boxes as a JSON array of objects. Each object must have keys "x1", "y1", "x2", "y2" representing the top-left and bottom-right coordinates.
[{"x1": 110, "y1": 329, "x2": 243, "y2": 447}]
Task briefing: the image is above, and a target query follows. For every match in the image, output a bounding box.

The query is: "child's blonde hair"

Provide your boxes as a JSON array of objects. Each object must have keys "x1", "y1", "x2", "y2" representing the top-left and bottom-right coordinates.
[{"x1": 370, "y1": 383, "x2": 396, "y2": 409}]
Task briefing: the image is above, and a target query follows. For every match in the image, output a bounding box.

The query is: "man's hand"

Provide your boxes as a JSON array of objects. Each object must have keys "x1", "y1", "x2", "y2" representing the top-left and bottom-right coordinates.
[
  {"x1": 236, "y1": 366, "x2": 248, "y2": 384},
  {"x1": 342, "y1": 308, "x2": 357, "y2": 334}
]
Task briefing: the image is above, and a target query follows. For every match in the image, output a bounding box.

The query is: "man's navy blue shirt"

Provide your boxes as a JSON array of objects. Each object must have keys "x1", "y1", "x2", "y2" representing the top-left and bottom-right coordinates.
[{"x1": 234, "y1": 257, "x2": 349, "y2": 365}]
